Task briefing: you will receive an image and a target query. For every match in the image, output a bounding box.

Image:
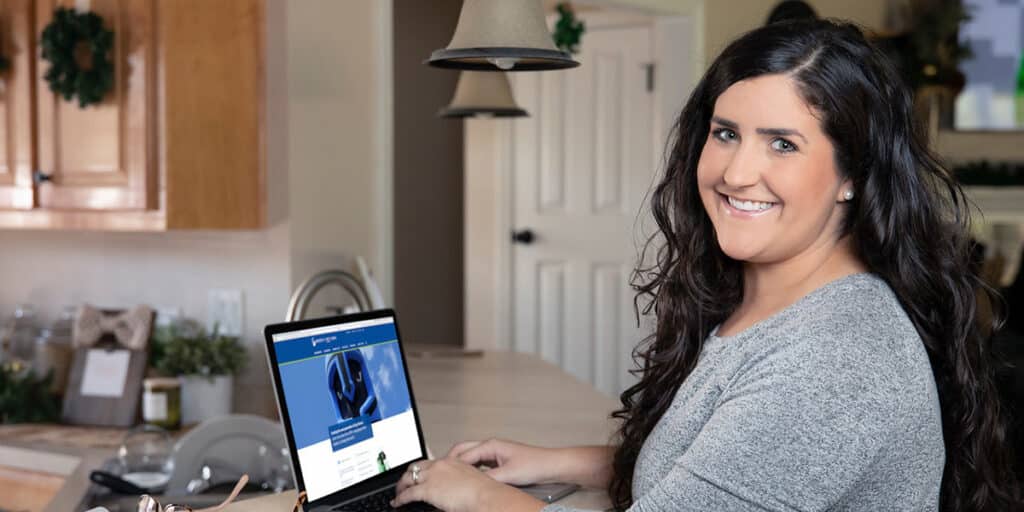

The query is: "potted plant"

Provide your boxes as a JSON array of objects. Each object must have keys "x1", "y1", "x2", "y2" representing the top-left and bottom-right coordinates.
[
  {"x1": 0, "y1": 361, "x2": 60, "y2": 424},
  {"x1": 151, "y1": 320, "x2": 246, "y2": 425}
]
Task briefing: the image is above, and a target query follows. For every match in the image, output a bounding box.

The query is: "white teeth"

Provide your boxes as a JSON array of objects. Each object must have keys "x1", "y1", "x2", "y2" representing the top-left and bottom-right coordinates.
[{"x1": 727, "y1": 196, "x2": 774, "y2": 212}]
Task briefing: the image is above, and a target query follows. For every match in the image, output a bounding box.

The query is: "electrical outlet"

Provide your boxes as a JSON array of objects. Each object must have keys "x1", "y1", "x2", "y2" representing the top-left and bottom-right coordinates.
[{"x1": 207, "y1": 289, "x2": 244, "y2": 337}]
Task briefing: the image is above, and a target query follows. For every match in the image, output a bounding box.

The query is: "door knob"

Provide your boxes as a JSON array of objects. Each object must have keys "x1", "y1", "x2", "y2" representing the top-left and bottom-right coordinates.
[
  {"x1": 512, "y1": 229, "x2": 535, "y2": 244},
  {"x1": 33, "y1": 171, "x2": 53, "y2": 184}
]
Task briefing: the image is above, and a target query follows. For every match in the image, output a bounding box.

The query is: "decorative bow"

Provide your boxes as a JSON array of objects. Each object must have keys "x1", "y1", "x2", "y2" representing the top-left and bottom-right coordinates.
[{"x1": 73, "y1": 304, "x2": 154, "y2": 350}]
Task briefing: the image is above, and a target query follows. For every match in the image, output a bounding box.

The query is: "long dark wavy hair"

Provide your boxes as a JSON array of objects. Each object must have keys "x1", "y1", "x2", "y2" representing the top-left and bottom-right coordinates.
[{"x1": 610, "y1": 19, "x2": 1021, "y2": 511}]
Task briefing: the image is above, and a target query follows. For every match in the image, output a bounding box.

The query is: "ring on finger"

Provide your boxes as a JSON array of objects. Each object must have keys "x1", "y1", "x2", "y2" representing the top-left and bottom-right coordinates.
[{"x1": 411, "y1": 464, "x2": 421, "y2": 485}]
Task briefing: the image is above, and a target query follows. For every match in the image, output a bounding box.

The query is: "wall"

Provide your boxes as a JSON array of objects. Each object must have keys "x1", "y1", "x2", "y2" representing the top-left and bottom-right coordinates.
[
  {"x1": 287, "y1": 0, "x2": 393, "y2": 300},
  {"x1": 702, "y1": 0, "x2": 891, "y2": 66},
  {"x1": 392, "y1": 0, "x2": 464, "y2": 346},
  {"x1": 0, "y1": 229, "x2": 291, "y2": 418}
]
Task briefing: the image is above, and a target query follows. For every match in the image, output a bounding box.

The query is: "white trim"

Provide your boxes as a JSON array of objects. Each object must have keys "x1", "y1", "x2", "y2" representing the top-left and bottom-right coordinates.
[
  {"x1": 652, "y1": 15, "x2": 695, "y2": 168},
  {"x1": 495, "y1": 121, "x2": 513, "y2": 351},
  {"x1": 374, "y1": 0, "x2": 395, "y2": 305},
  {"x1": 464, "y1": 120, "x2": 515, "y2": 351}
]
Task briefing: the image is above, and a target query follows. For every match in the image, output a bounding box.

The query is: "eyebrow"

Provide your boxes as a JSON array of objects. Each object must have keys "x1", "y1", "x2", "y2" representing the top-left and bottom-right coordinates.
[{"x1": 710, "y1": 116, "x2": 808, "y2": 145}]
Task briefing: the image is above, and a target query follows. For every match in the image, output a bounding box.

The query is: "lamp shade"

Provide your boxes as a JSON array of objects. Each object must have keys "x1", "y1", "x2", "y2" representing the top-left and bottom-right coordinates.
[
  {"x1": 439, "y1": 72, "x2": 528, "y2": 118},
  {"x1": 428, "y1": 0, "x2": 578, "y2": 71}
]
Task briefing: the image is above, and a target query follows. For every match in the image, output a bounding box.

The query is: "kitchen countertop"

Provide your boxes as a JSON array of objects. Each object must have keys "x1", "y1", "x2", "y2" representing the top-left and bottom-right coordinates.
[
  {"x1": 1, "y1": 350, "x2": 619, "y2": 511},
  {"x1": 0, "y1": 423, "x2": 160, "y2": 449}
]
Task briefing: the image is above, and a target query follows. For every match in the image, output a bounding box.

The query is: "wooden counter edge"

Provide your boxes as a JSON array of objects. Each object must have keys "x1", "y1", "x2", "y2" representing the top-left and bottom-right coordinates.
[{"x1": 0, "y1": 438, "x2": 111, "y2": 512}]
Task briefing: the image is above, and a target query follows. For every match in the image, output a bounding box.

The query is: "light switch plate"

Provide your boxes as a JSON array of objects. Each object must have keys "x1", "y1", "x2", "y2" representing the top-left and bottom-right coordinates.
[
  {"x1": 207, "y1": 289, "x2": 244, "y2": 337},
  {"x1": 155, "y1": 306, "x2": 183, "y2": 328}
]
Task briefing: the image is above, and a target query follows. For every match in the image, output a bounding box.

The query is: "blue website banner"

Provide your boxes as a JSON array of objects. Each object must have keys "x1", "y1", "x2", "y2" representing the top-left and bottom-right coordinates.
[
  {"x1": 279, "y1": 338, "x2": 414, "y2": 450},
  {"x1": 275, "y1": 323, "x2": 398, "y2": 364},
  {"x1": 329, "y1": 417, "x2": 373, "y2": 451}
]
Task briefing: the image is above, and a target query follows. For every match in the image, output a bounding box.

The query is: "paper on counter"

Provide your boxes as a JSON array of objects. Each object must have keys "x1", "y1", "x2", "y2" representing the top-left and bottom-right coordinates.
[{"x1": 80, "y1": 349, "x2": 130, "y2": 398}]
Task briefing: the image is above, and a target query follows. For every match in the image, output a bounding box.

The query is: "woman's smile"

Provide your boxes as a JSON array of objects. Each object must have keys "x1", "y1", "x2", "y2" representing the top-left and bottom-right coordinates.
[{"x1": 719, "y1": 192, "x2": 779, "y2": 217}]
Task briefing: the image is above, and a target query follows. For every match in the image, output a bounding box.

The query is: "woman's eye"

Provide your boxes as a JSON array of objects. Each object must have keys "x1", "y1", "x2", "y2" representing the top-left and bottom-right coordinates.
[
  {"x1": 712, "y1": 128, "x2": 737, "y2": 142},
  {"x1": 771, "y1": 138, "x2": 797, "y2": 153}
]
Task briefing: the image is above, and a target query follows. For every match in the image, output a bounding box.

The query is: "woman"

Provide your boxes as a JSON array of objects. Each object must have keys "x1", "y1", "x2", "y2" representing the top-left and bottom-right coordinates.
[{"x1": 392, "y1": 19, "x2": 1020, "y2": 512}]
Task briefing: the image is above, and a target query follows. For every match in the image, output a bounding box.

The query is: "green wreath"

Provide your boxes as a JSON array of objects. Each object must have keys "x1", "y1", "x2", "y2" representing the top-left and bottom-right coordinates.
[
  {"x1": 40, "y1": 7, "x2": 114, "y2": 108},
  {"x1": 553, "y1": 3, "x2": 585, "y2": 55}
]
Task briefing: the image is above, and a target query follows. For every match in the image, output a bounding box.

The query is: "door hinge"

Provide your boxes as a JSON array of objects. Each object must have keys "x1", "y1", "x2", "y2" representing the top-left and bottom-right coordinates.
[{"x1": 644, "y1": 63, "x2": 655, "y2": 93}]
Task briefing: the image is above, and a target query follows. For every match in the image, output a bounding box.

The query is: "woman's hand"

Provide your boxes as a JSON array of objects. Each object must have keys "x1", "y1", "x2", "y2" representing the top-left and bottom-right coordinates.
[
  {"x1": 391, "y1": 458, "x2": 545, "y2": 512},
  {"x1": 445, "y1": 438, "x2": 562, "y2": 486}
]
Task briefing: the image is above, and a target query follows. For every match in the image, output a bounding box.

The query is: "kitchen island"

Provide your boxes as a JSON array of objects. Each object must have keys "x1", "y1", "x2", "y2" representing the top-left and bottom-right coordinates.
[{"x1": 0, "y1": 350, "x2": 618, "y2": 511}]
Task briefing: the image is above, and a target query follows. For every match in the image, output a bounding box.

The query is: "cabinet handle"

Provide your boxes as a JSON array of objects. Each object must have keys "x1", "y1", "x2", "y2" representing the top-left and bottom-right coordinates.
[{"x1": 33, "y1": 171, "x2": 53, "y2": 184}]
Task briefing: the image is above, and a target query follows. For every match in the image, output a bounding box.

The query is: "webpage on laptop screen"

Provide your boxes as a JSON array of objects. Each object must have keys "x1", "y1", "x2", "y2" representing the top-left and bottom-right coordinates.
[{"x1": 273, "y1": 317, "x2": 422, "y2": 502}]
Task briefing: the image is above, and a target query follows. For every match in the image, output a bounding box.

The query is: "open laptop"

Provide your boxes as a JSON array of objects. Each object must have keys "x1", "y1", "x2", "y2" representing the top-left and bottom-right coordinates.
[{"x1": 264, "y1": 310, "x2": 437, "y2": 511}]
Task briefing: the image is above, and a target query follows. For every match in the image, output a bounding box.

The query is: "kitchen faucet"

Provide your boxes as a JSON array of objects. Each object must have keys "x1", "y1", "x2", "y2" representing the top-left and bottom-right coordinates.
[{"x1": 285, "y1": 270, "x2": 372, "y2": 322}]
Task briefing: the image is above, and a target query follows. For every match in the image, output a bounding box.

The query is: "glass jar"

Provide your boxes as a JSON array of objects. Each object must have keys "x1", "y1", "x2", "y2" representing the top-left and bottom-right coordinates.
[
  {"x1": 142, "y1": 377, "x2": 182, "y2": 430},
  {"x1": 33, "y1": 328, "x2": 72, "y2": 395},
  {"x1": 6, "y1": 304, "x2": 40, "y2": 366},
  {"x1": 117, "y1": 424, "x2": 174, "y2": 491}
]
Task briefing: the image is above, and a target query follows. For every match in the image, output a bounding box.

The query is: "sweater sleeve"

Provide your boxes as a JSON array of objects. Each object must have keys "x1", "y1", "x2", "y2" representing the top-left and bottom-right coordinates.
[{"x1": 544, "y1": 333, "x2": 904, "y2": 512}]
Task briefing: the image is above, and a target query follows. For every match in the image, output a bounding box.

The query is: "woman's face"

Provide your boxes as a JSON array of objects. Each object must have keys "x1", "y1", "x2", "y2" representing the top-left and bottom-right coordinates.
[{"x1": 696, "y1": 74, "x2": 850, "y2": 264}]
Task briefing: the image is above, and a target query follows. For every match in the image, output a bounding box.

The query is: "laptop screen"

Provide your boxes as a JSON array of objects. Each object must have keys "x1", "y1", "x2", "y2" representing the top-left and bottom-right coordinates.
[{"x1": 270, "y1": 315, "x2": 424, "y2": 502}]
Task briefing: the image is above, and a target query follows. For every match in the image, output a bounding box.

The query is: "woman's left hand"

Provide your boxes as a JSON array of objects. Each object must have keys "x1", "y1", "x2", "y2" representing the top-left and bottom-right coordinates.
[{"x1": 391, "y1": 458, "x2": 546, "y2": 512}]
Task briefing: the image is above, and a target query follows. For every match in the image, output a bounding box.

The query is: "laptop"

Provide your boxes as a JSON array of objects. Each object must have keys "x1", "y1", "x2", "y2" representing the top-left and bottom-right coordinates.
[{"x1": 264, "y1": 310, "x2": 437, "y2": 511}]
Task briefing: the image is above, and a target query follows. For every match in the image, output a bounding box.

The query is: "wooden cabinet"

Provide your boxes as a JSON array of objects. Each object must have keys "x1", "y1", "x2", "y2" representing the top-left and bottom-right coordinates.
[
  {"x1": 35, "y1": 0, "x2": 156, "y2": 212},
  {"x1": 0, "y1": 0, "x2": 264, "y2": 230},
  {"x1": 0, "y1": 0, "x2": 36, "y2": 210}
]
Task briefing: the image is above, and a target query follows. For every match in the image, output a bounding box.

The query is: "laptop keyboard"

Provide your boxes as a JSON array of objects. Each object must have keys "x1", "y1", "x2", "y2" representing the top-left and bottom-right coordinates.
[{"x1": 332, "y1": 486, "x2": 438, "y2": 512}]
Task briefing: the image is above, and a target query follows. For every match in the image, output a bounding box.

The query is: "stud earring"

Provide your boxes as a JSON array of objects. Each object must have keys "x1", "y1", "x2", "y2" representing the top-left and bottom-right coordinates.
[{"x1": 843, "y1": 189, "x2": 854, "y2": 201}]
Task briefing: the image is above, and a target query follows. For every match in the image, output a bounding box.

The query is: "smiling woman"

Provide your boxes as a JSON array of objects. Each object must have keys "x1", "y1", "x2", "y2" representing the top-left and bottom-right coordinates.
[
  {"x1": 391, "y1": 18, "x2": 1023, "y2": 512},
  {"x1": 698, "y1": 74, "x2": 854, "y2": 267},
  {"x1": 610, "y1": 18, "x2": 1022, "y2": 512}
]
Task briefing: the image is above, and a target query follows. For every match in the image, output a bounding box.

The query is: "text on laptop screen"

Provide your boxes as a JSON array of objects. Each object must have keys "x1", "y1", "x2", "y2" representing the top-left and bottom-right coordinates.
[{"x1": 272, "y1": 317, "x2": 422, "y2": 502}]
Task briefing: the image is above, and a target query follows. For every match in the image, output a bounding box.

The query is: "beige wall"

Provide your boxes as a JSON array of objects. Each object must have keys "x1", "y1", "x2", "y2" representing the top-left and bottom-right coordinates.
[
  {"x1": 702, "y1": 0, "x2": 891, "y2": 66},
  {"x1": 287, "y1": 0, "x2": 393, "y2": 299}
]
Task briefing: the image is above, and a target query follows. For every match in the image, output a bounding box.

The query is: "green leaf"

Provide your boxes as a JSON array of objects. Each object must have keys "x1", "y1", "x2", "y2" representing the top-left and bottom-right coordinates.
[{"x1": 0, "y1": 363, "x2": 61, "y2": 424}]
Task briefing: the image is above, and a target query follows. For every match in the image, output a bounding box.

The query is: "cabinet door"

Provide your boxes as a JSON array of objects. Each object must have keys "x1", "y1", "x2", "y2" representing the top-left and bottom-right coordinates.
[
  {"x1": 35, "y1": 0, "x2": 155, "y2": 210},
  {"x1": 0, "y1": 0, "x2": 36, "y2": 210}
]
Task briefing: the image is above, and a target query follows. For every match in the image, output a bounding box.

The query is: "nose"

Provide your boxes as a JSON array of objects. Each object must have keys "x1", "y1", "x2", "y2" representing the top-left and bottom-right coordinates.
[{"x1": 721, "y1": 142, "x2": 762, "y2": 188}]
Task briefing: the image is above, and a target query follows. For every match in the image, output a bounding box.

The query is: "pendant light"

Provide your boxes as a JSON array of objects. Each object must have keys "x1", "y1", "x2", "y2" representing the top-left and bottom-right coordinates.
[
  {"x1": 439, "y1": 72, "x2": 528, "y2": 118},
  {"x1": 428, "y1": 0, "x2": 578, "y2": 72}
]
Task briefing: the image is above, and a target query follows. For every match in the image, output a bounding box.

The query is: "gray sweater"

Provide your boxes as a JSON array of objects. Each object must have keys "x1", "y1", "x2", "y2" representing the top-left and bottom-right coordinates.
[{"x1": 544, "y1": 273, "x2": 945, "y2": 511}]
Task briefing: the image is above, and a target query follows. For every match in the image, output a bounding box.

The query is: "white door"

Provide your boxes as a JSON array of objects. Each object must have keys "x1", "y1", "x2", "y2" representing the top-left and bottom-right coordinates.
[{"x1": 509, "y1": 25, "x2": 655, "y2": 397}]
